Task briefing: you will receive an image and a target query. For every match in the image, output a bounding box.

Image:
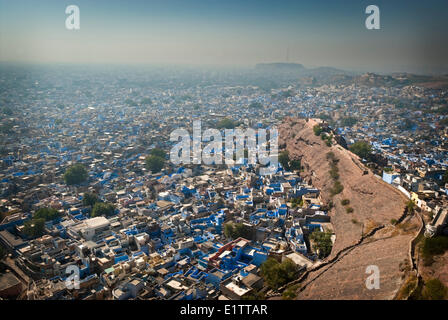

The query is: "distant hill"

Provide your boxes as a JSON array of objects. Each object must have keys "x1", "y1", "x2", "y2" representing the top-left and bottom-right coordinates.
[
  {"x1": 353, "y1": 72, "x2": 448, "y2": 88},
  {"x1": 255, "y1": 63, "x2": 352, "y2": 85},
  {"x1": 255, "y1": 63, "x2": 348, "y2": 75},
  {"x1": 254, "y1": 63, "x2": 448, "y2": 88},
  {"x1": 309, "y1": 66, "x2": 348, "y2": 75},
  {"x1": 255, "y1": 63, "x2": 305, "y2": 72}
]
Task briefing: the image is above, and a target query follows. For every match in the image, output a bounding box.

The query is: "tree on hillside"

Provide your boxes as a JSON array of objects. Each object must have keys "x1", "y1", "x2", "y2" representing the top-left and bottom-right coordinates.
[
  {"x1": 64, "y1": 163, "x2": 88, "y2": 185},
  {"x1": 349, "y1": 141, "x2": 372, "y2": 160},
  {"x1": 310, "y1": 231, "x2": 333, "y2": 258},
  {"x1": 421, "y1": 278, "x2": 448, "y2": 300},
  {"x1": 290, "y1": 158, "x2": 301, "y2": 171},
  {"x1": 421, "y1": 235, "x2": 448, "y2": 265},
  {"x1": 313, "y1": 125, "x2": 323, "y2": 136},
  {"x1": 260, "y1": 258, "x2": 300, "y2": 289},
  {"x1": 279, "y1": 151, "x2": 291, "y2": 170},
  {"x1": 407, "y1": 200, "x2": 416, "y2": 213},
  {"x1": 279, "y1": 150, "x2": 301, "y2": 172}
]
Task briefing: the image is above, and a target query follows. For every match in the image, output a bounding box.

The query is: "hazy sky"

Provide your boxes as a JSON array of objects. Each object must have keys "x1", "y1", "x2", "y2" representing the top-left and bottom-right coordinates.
[{"x1": 0, "y1": 0, "x2": 447, "y2": 74}]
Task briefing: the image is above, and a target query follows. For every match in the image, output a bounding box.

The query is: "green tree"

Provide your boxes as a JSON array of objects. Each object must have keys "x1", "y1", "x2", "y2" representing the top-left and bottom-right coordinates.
[
  {"x1": 407, "y1": 200, "x2": 416, "y2": 213},
  {"x1": 442, "y1": 170, "x2": 448, "y2": 185},
  {"x1": 223, "y1": 223, "x2": 234, "y2": 239},
  {"x1": 310, "y1": 231, "x2": 333, "y2": 258},
  {"x1": 34, "y1": 207, "x2": 60, "y2": 221},
  {"x1": 290, "y1": 159, "x2": 301, "y2": 171},
  {"x1": 325, "y1": 138, "x2": 332, "y2": 147},
  {"x1": 340, "y1": 117, "x2": 358, "y2": 127},
  {"x1": 223, "y1": 222, "x2": 253, "y2": 240},
  {"x1": 64, "y1": 163, "x2": 88, "y2": 185},
  {"x1": 279, "y1": 151, "x2": 290, "y2": 170},
  {"x1": 330, "y1": 180, "x2": 344, "y2": 196},
  {"x1": 91, "y1": 202, "x2": 115, "y2": 217},
  {"x1": 141, "y1": 97, "x2": 152, "y2": 105},
  {"x1": 290, "y1": 197, "x2": 302, "y2": 208},
  {"x1": 249, "y1": 102, "x2": 263, "y2": 109},
  {"x1": 124, "y1": 98, "x2": 138, "y2": 106},
  {"x1": 241, "y1": 290, "x2": 266, "y2": 300},
  {"x1": 145, "y1": 155, "x2": 165, "y2": 173},
  {"x1": 260, "y1": 258, "x2": 300, "y2": 289},
  {"x1": 24, "y1": 218, "x2": 45, "y2": 238},
  {"x1": 216, "y1": 118, "x2": 237, "y2": 129},
  {"x1": 329, "y1": 166, "x2": 340, "y2": 180},
  {"x1": 313, "y1": 125, "x2": 323, "y2": 136},
  {"x1": 349, "y1": 141, "x2": 372, "y2": 160},
  {"x1": 421, "y1": 278, "x2": 448, "y2": 300},
  {"x1": 282, "y1": 284, "x2": 299, "y2": 300},
  {"x1": 83, "y1": 192, "x2": 99, "y2": 207},
  {"x1": 421, "y1": 235, "x2": 448, "y2": 265},
  {"x1": 150, "y1": 148, "x2": 167, "y2": 158}
]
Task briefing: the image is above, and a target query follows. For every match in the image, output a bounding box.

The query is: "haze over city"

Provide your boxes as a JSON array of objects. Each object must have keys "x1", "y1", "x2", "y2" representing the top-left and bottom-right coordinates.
[{"x1": 0, "y1": 0, "x2": 447, "y2": 74}]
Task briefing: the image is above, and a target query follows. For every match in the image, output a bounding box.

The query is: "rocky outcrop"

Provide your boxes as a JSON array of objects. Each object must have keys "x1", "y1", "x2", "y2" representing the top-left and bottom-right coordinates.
[{"x1": 278, "y1": 118, "x2": 419, "y2": 299}]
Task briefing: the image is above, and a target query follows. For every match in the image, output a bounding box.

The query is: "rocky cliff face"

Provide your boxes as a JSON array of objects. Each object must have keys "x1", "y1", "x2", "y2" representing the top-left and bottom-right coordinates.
[{"x1": 279, "y1": 118, "x2": 420, "y2": 299}]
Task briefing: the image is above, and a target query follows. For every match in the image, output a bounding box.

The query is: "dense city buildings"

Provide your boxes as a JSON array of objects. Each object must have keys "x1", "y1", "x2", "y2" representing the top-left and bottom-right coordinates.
[{"x1": 0, "y1": 65, "x2": 447, "y2": 300}]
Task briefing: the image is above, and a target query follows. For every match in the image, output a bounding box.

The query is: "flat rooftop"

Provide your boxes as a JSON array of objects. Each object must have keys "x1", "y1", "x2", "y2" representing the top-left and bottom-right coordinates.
[
  {"x1": 0, "y1": 272, "x2": 21, "y2": 291},
  {"x1": 225, "y1": 281, "x2": 251, "y2": 297},
  {"x1": 286, "y1": 252, "x2": 314, "y2": 268},
  {"x1": 0, "y1": 230, "x2": 25, "y2": 248}
]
